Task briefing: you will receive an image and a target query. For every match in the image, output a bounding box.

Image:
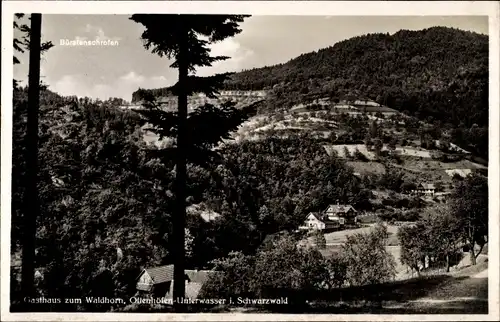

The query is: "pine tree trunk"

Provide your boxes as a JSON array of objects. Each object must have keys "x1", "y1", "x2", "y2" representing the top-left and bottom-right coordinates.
[
  {"x1": 21, "y1": 13, "x2": 42, "y2": 308},
  {"x1": 446, "y1": 254, "x2": 450, "y2": 272},
  {"x1": 173, "y1": 23, "x2": 188, "y2": 311}
]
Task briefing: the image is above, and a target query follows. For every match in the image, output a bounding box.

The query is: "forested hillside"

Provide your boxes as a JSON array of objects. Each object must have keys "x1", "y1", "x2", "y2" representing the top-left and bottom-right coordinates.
[
  {"x1": 11, "y1": 87, "x2": 370, "y2": 310},
  {"x1": 229, "y1": 27, "x2": 489, "y2": 157},
  {"x1": 225, "y1": 27, "x2": 488, "y2": 125},
  {"x1": 12, "y1": 87, "x2": 176, "y2": 309},
  {"x1": 132, "y1": 27, "x2": 488, "y2": 157}
]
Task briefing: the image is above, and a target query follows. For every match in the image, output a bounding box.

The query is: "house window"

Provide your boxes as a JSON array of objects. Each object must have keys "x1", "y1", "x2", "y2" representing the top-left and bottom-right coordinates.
[{"x1": 339, "y1": 218, "x2": 345, "y2": 225}]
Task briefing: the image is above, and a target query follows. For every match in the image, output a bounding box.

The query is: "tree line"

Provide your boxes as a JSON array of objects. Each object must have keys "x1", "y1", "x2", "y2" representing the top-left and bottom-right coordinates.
[{"x1": 398, "y1": 173, "x2": 488, "y2": 275}]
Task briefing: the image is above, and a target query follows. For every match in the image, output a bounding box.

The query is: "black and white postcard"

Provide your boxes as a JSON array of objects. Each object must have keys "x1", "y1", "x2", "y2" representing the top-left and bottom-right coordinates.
[{"x1": 1, "y1": 1, "x2": 499, "y2": 321}]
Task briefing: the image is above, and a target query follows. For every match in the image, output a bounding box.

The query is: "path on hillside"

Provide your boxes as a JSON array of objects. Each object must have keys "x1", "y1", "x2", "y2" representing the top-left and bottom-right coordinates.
[{"x1": 384, "y1": 267, "x2": 488, "y2": 314}]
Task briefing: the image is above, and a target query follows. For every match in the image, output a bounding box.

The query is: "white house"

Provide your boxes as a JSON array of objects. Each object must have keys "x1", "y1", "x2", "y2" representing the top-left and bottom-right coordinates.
[
  {"x1": 299, "y1": 204, "x2": 358, "y2": 232},
  {"x1": 300, "y1": 212, "x2": 328, "y2": 231}
]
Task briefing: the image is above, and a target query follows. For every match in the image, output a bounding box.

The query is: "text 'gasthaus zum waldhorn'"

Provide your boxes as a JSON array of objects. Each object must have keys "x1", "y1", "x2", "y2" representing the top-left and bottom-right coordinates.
[{"x1": 23, "y1": 296, "x2": 290, "y2": 305}]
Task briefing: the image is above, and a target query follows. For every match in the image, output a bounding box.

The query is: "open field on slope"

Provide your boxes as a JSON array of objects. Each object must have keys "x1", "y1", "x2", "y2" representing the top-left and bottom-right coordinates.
[
  {"x1": 347, "y1": 161, "x2": 386, "y2": 175},
  {"x1": 322, "y1": 224, "x2": 400, "y2": 245},
  {"x1": 323, "y1": 144, "x2": 376, "y2": 160},
  {"x1": 289, "y1": 98, "x2": 398, "y2": 114},
  {"x1": 304, "y1": 262, "x2": 488, "y2": 314},
  {"x1": 323, "y1": 144, "x2": 435, "y2": 160},
  {"x1": 401, "y1": 159, "x2": 487, "y2": 171}
]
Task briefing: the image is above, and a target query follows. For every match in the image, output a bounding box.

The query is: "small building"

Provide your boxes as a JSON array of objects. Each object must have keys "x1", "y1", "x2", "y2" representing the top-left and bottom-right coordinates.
[
  {"x1": 299, "y1": 212, "x2": 340, "y2": 231},
  {"x1": 136, "y1": 265, "x2": 219, "y2": 300},
  {"x1": 412, "y1": 183, "x2": 436, "y2": 196},
  {"x1": 324, "y1": 204, "x2": 358, "y2": 225},
  {"x1": 299, "y1": 204, "x2": 358, "y2": 232}
]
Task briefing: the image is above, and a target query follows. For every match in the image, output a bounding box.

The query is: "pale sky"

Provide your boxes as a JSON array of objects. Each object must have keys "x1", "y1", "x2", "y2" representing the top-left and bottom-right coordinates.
[{"x1": 13, "y1": 15, "x2": 488, "y2": 101}]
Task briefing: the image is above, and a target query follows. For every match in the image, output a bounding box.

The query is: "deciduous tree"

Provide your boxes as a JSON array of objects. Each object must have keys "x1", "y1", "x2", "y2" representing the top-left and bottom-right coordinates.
[
  {"x1": 423, "y1": 205, "x2": 462, "y2": 272},
  {"x1": 398, "y1": 223, "x2": 429, "y2": 276},
  {"x1": 340, "y1": 224, "x2": 396, "y2": 286},
  {"x1": 451, "y1": 173, "x2": 488, "y2": 265}
]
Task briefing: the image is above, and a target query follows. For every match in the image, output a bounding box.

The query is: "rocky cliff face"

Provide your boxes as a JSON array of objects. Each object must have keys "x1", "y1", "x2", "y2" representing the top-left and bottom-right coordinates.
[
  {"x1": 131, "y1": 88, "x2": 267, "y2": 103},
  {"x1": 125, "y1": 90, "x2": 267, "y2": 113}
]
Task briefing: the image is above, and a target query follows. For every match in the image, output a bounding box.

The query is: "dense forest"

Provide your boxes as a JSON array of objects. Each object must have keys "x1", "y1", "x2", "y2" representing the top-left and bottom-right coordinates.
[
  {"x1": 12, "y1": 87, "x2": 175, "y2": 309},
  {"x1": 132, "y1": 87, "x2": 175, "y2": 103},
  {"x1": 133, "y1": 27, "x2": 489, "y2": 157},
  {"x1": 11, "y1": 87, "x2": 372, "y2": 310},
  {"x1": 225, "y1": 27, "x2": 488, "y2": 126}
]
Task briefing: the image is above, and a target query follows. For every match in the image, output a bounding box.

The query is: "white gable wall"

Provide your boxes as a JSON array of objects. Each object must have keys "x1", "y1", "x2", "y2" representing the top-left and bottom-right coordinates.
[
  {"x1": 136, "y1": 271, "x2": 154, "y2": 291},
  {"x1": 304, "y1": 214, "x2": 325, "y2": 230}
]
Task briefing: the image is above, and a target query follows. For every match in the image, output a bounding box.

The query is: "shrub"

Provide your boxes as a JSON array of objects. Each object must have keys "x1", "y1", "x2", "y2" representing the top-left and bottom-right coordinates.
[
  {"x1": 201, "y1": 234, "x2": 336, "y2": 304},
  {"x1": 340, "y1": 224, "x2": 396, "y2": 286},
  {"x1": 199, "y1": 251, "x2": 255, "y2": 299},
  {"x1": 398, "y1": 223, "x2": 429, "y2": 276},
  {"x1": 250, "y1": 235, "x2": 329, "y2": 296},
  {"x1": 400, "y1": 181, "x2": 417, "y2": 193},
  {"x1": 325, "y1": 255, "x2": 348, "y2": 288},
  {"x1": 354, "y1": 148, "x2": 368, "y2": 161},
  {"x1": 313, "y1": 231, "x2": 326, "y2": 249},
  {"x1": 401, "y1": 209, "x2": 420, "y2": 221},
  {"x1": 343, "y1": 146, "x2": 351, "y2": 159}
]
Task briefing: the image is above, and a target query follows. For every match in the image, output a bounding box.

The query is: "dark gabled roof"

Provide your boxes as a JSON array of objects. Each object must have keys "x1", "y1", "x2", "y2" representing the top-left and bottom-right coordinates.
[
  {"x1": 324, "y1": 220, "x2": 341, "y2": 227},
  {"x1": 143, "y1": 265, "x2": 174, "y2": 285},
  {"x1": 325, "y1": 205, "x2": 356, "y2": 213},
  {"x1": 322, "y1": 217, "x2": 341, "y2": 225},
  {"x1": 140, "y1": 265, "x2": 220, "y2": 286},
  {"x1": 305, "y1": 212, "x2": 322, "y2": 220},
  {"x1": 185, "y1": 270, "x2": 220, "y2": 284},
  {"x1": 305, "y1": 212, "x2": 343, "y2": 224}
]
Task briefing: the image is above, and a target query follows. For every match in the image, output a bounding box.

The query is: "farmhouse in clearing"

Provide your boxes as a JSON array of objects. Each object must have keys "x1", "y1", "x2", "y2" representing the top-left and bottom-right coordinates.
[
  {"x1": 411, "y1": 183, "x2": 436, "y2": 196},
  {"x1": 136, "y1": 265, "x2": 219, "y2": 299},
  {"x1": 299, "y1": 204, "x2": 358, "y2": 232}
]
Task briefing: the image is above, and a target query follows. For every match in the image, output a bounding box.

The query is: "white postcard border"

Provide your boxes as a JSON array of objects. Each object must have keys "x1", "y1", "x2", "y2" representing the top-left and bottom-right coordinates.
[{"x1": 1, "y1": 1, "x2": 499, "y2": 321}]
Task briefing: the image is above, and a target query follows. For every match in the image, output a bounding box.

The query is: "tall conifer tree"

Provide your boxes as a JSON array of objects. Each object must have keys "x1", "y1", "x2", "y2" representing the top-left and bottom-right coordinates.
[
  {"x1": 21, "y1": 13, "x2": 42, "y2": 304},
  {"x1": 130, "y1": 14, "x2": 252, "y2": 308},
  {"x1": 14, "y1": 13, "x2": 53, "y2": 308}
]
